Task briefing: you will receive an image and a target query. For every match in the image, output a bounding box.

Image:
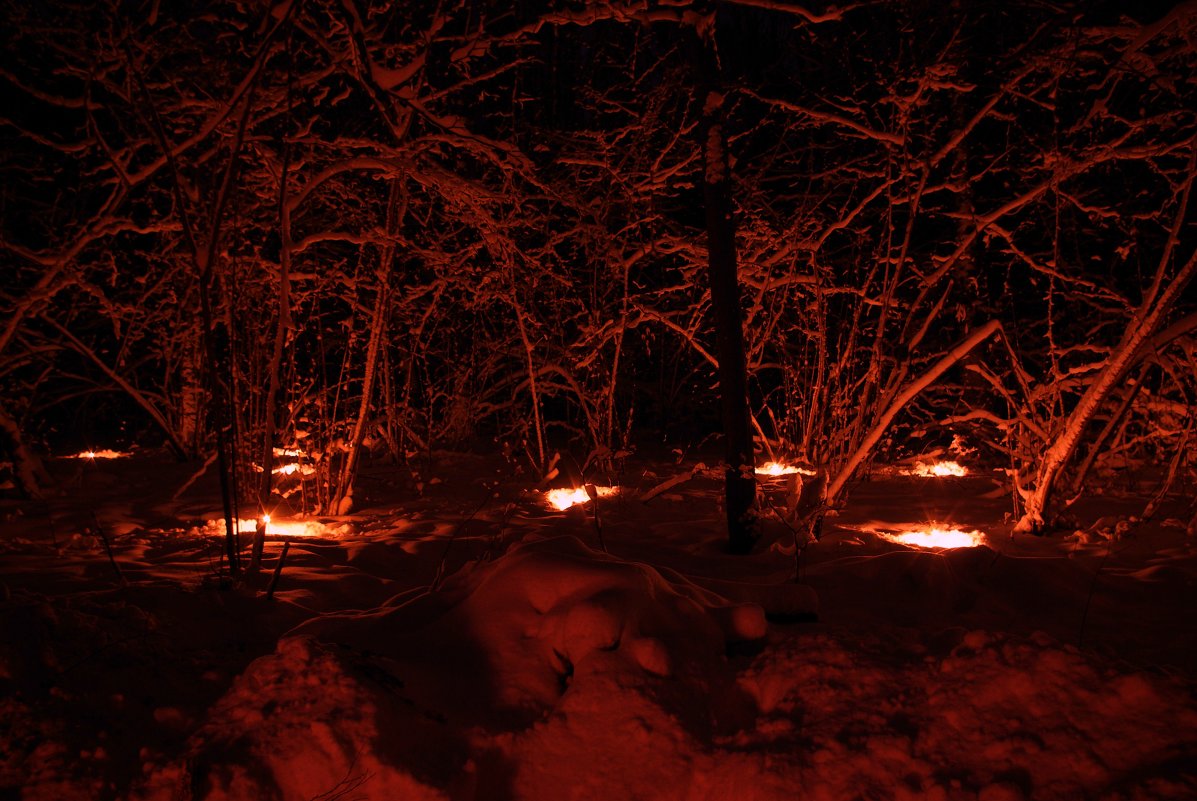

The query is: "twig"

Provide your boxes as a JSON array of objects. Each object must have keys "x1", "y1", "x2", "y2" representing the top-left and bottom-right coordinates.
[
  {"x1": 1078, "y1": 535, "x2": 1119, "y2": 649},
  {"x1": 430, "y1": 490, "x2": 492, "y2": 591},
  {"x1": 639, "y1": 463, "x2": 705, "y2": 503},
  {"x1": 91, "y1": 513, "x2": 126, "y2": 585},
  {"x1": 266, "y1": 540, "x2": 291, "y2": 600},
  {"x1": 584, "y1": 483, "x2": 606, "y2": 552},
  {"x1": 1141, "y1": 426, "x2": 1190, "y2": 521},
  {"x1": 172, "y1": 451, "x2": 218, "y2": 501}
]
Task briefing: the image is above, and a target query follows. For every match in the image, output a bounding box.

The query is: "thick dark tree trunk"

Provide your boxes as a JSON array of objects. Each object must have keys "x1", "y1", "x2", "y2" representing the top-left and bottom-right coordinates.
[{"x1": 697, "y1": 20, "x2": 757, "y2": 554}]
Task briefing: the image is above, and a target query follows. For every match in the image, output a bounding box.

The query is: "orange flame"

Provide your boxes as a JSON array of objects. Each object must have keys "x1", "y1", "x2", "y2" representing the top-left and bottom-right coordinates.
[
  {"x1": 545, "y1": 486, "x2": 617, "y2": 511},
  {"x1": 755, "y1": 461, "x2": 817, "y2": 477},
  {"x1": 73, "y1": 449, "x2": 129, "y2": 460},
  {"x1": 273, "y1": 462, "x2": 315, "y2": 476},
  {"x1": 882, "y1": 526, "x2": 984, "y2": 549},
  {"x1": 907, "y1": 460, "x2": 968, "y2": 477},
  {"x1": 203, "y1": 516, "x2": 327, "y2": 538}
]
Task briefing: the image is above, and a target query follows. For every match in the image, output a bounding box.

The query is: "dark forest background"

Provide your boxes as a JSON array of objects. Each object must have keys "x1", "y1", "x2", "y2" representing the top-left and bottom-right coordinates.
[{"x1": 2, "y1": 0, "x2": 1194, "y2": 534}]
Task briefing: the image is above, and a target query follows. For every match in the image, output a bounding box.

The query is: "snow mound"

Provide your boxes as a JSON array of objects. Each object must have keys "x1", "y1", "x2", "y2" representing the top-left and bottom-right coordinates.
[
  {"x1": 735, "y1": 627, "x2": 1197, "y2": 800},
  {"x1": 295, "y1": 535, "x2": 766, "y2": 727},
  {"x1": 136, "y1": 637, "x2": 451, "y2": 801},
  {"x1": 142, "y1": 536, "x2": 768, "y2": 799}
]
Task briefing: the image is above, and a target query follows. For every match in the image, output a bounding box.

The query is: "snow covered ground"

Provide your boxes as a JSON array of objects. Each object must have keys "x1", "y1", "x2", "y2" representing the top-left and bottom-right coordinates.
[{"x1": 2, "y1": 451, "x2": 1195, "y2": 800}]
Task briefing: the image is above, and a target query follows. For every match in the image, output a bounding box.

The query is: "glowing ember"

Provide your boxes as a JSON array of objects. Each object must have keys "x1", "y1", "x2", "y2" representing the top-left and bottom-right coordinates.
[
  {"x1": 882, "y1": 526, "x2": 984, "y2": 549},
  {"x1": 907, "y1": 460, "x2": 968, "y2": 477},
  {"x1": 755, "y1": 461, "x2": 817, "y2": 476},
  {"x1": 72, "y1": 449, "x2": 129, "y2": 460},
  {"x1": 545, "y1": 486, "x2": 617, "y2": 511}
]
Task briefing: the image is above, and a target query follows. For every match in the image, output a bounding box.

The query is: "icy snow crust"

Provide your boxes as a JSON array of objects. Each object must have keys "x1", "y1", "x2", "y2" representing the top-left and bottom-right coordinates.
[{"x1": 2, "y1": 452, "x2": 1196, "y2": 800}]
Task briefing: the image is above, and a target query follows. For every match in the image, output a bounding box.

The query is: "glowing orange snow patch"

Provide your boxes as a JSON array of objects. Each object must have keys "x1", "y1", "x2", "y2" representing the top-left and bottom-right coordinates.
[
  {"x1": 883, "y1": 526, "x2": 984, "y2": 549},
  {"x1": 907, "y1": 460, "x2": 968, "y2": 477},
  {"x1": 73, "y1": 449, "x2": 129, "y2": 460},
  {"x1": 545, "y1": 486, "x2": 617, "y2": 511},
  {"x1": 755, "y1": 461, "x2": 817, "y2": 477}
]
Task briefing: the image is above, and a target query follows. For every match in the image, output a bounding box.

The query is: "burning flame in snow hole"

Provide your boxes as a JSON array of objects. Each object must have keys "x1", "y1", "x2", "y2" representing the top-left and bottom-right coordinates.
[
  {"x1": 250, "y1": 447, "x2": 316, "y2": 477},
  {"x1": 906, "y1": 460, "x2": 968, "y2": 477},
  {"x1": 205, "y1": 516, "x2": 328, "y2": 538},
  {"x1": 73, "y1": 449, "x2": 129, "y2": 460},
  {"x1": 273, "y1": 462, "x2": 315, "y2": 476},
  {"x1": 755, "y1": 461, "x2": 817, "y2": 476},
  {"x1": 545, "y1": 486, "x2": 617, "y2": 511},
  {"x1": 881, "y1": 526, "x2": 984, "y2": 550}
]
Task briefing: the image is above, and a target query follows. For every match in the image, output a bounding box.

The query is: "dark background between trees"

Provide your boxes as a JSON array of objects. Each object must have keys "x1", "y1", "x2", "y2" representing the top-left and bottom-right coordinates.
[{"x1": 2, "y1": 0, "x2": 1194, "y2": 539}]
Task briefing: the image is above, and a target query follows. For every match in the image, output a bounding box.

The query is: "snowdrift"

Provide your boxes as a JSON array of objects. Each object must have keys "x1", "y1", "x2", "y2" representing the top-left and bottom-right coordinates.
[
  {"x1": 139, "y1": 536, "x2": 769, "y2": 800},
  {"x1": 132, "y1": 534, "x2": 1197, "y2": 801}
]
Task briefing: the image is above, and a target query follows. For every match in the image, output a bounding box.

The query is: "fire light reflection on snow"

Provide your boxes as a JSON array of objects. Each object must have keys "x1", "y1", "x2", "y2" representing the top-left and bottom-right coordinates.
[
  {"x1": 905, "y1": 460, "x2": 968, "y2": 477},
  {"x1": 881, "y1": 526, "x2": 985, "y2": 549},
  {"x1": 755, "y1": 461, "x2": 817, "y2": 476},
  {"x1": 545, "y1": 486, "x2": 618, "y2": 511}
]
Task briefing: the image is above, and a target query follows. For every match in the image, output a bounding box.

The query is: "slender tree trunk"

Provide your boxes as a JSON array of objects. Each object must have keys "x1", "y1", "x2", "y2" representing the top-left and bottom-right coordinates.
[
  {"x1": 39, "y1": 314, "x2": 190, "y2": 460},
  {"x1": 511, "y1": 293, "x2": 547, "y2": 474},
  {"x1": 252, "y1": 151, "x2": 293, "y2": 571},
  {"x1": 1015, "y1": 250, "x2": 1197, "y2": 532},
  {"x1": 1016, "y1": 151, "x2": 1197, "y2": 533},
  {"x1": 331, "y1": 181, "x2": 401, "y2": 515},
  {"x1": 827, "y1": 320, "x2": 1003, "y2": 505},
  {"x1": 697, "y1": 17, "x2": 757, "y2": 553},
  {"x1": 139, "y1": 73, "x2": 255, "y2": 578},
  {"x1": 1065, "y1": 364, "x2": 1148, "y2": 501}
]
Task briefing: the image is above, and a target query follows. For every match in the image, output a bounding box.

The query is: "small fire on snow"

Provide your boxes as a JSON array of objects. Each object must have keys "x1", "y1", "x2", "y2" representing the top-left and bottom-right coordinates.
[
  {"x1": 906, "y1": 460, "x2": 968, "y2": 477},
  {"x1": 202, "y1": 516, "x2": 328, "y2": 538},
  {"x1": 72, "y1": 449, "x2": 130, "y2": 460},
  {"x1": 755, "y1": 461, "x2": 817, "y2": 477},
  {"x1": 545, "y1": 486, "x2": 617, "y2": 511},
  {"x1": 273, "y1": 462, "x2": 315, "y2": 476},
  {"x1": 880, "y1": 526, "x2": 985, "y2": 549}
]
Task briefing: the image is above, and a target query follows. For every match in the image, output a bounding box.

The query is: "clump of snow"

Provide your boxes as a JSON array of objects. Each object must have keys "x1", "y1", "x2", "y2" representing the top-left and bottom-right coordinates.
[
  {"x1": 136, "y1": 636, "x2": 450, "y2": 801},
  {"x1": 732, "y1": 628, "x2": 1197, "y2": 800}
]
